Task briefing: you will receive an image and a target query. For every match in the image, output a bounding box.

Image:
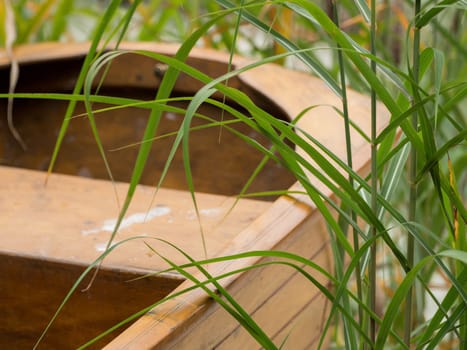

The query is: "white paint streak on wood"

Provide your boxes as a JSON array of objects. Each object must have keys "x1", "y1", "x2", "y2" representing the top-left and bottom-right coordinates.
[{"x1": 82, "y1": 206, "x2": 171, "y2": 235}]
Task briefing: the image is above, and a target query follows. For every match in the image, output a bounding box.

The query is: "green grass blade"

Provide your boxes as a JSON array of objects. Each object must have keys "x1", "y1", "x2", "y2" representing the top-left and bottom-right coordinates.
[
  {"x1": 425, "y1": 302, "x2": 465, "y2": 350},
  {"x1": 16, "y1": 0, "x2": 54, "y2": 43},
  {"x1": 46, "y1": 0, "x2": 123, "y2": 180},
  {"x1": 216, "y1": 0, "x2": 342, "y2": 97},
  {"x1": 416, "y1": 0, "x2": 463, "y2": 28},
  {"x1": 376, "y1": 256, "x2": 432, "y2": 348},
  {"x1": 102, "y1": 14, "x2": 229, "y2": 259},
  {"x1": 33, "y1": 236, "x2": 149, "y2": 349},
  {"x1": 49, "y1": 0, "x2": 74, "y2": 40},
  {"x1": 352, "y1": 0, "x2": 371, "y2": 23},
  {"x1": 145, "y1": 241, "x2": 279, "y2": 349},
  {"x1": 417, "y1": 267, "x2": 467, "y2": 348}
]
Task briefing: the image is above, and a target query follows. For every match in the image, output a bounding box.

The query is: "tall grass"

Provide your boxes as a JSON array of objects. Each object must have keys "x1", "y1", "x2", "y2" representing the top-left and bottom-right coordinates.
[{"x1": 1, "y1": 0, "x2": 466, "y2": 349}]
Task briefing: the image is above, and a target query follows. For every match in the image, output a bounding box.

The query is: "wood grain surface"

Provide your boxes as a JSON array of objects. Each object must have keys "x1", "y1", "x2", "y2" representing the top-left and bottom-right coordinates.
[{"x1": 0, "y1": 42, "x2": 390, "y2": 349}]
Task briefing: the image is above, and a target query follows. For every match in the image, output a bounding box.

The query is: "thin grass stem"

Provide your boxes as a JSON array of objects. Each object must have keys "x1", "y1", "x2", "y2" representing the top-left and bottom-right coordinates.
[
  {"x1": 405, "y1": 0, "x2": 422, "y2": 345},
  {"x1": 369, "y1": 0, "x2": 378, "y2": 347},
  {"x1": 331, "y1": 1, "x2": 364, "y2": 347}
]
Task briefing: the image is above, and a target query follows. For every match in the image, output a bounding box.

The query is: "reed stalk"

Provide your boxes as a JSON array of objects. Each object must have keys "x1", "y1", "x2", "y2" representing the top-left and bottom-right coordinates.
[
  {"x1": 369, "y1": 0, "x2": 378, "y2": 347},
  {"x1": 330, "y1": 1, "x2": 364, "y2": 347},
  {"x1": 404, "y1": 0, "x2": 422, "y2": 346}
]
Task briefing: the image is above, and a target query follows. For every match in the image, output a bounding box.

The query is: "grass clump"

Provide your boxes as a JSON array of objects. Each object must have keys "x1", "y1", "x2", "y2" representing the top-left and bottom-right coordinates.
[{"x1": 1, "y1": 0, "x2": 466, "y2": 349}]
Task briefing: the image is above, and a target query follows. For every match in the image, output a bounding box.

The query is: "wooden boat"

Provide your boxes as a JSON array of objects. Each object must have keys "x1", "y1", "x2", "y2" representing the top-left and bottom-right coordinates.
[{"x1": 0, "y1": 42, "x2": 388, "y2": 349}]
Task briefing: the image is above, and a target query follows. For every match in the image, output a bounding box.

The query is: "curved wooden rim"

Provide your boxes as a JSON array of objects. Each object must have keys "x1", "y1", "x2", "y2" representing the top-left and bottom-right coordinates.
[
  {"x1": 1, "y1": 41, "x2": 388, "y2": 193},
  {"x1": 1, "y1": 42, "x2": 389, "y2": 348}
]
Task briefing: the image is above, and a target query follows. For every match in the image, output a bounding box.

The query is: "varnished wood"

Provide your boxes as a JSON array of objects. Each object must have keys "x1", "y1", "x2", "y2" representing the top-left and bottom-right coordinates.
[
  {"x1": 0, "y1": 42, "x2": 390, "y2": 349},
  {"x1": 0, "y1": 253, "x2": 182, "y2": 350},
  {"x1": 0, "y1": 44, "x2": 296, "y2": 199},
  {"x1": 135, "y1": 204, "x2": 332, "y2": 350},
  {"x1": 0, "y1": 166, "x2": 271, "y2": 270}
]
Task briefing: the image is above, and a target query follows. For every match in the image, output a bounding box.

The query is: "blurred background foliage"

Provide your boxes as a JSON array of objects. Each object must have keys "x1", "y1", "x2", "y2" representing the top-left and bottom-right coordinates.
[{"x1": 2, "y1": 1, "x2": 466, "y2": 86}]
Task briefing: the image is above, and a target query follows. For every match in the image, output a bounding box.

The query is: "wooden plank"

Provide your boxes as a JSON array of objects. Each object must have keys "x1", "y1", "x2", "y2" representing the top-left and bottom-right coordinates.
[
  {"x1": 272, "y1": 293, "x2": 331, "y2": 350},
  {"x1": 0, "y1": 42, "x2": 390, "y2": 349},
  {"x1": 0, "y1": 42, "x2": 297, "y2": 198},
  {"x1": 173, "y1": 200, "x2": 332, "y2": 350},
  {"x1": 208, "y1": 190, "x2": 333, "y2": 350},
  {"x1": 104, "y1": 42, "x2": 387, "y2": 349},
  {"x1": 214, "y1": 256, "x2": 330, "y2": 349},
  {"x1": 0, "y1": 165, "x2": 271, "y2": 272},
  {"x1": 0, "y1": 42, "x2": 232, "y2": 69},
  {"x1": 104, "y1": 195, "x2": 331, "y2": 349},
  {"x1": 237, "y1": 61, "x2": 390, "y2": 200},
  {"x1": 0, "y1": 253, "x2": 182, "y2": 350},
  {"x1": 181, "y1": 254, "x2": 331, "y2": 350}
]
